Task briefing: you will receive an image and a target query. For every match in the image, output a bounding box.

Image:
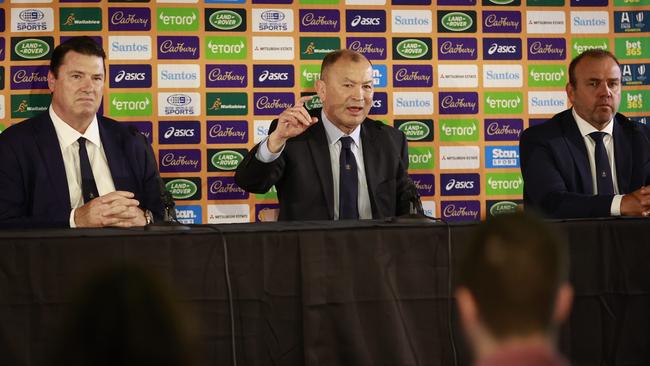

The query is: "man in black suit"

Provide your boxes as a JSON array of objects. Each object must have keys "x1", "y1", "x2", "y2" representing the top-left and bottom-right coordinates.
[
  {"x1": 235, "y1": 50, "x2": 418, "y2": 220},
  {"x1": 0, "y1": 36, "x2": 162, "y2": 228},
  {"x1": 520, "y1": 49, "x2": 650, "y2": 218}
]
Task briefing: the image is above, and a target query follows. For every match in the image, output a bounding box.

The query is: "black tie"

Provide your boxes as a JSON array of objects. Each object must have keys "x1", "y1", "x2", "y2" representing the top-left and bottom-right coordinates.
[
  {"x1": 339, "y1": 136, "x2": 358, "y2": 220},
  {"x1": 78, "y1": 137, "x2": 99, "y2": 203},
  {"x1": 589, "y1": 132, "x2": 615, "y2": 195}
]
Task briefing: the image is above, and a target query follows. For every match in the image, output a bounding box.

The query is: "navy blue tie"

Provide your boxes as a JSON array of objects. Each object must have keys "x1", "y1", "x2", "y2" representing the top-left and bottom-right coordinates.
[
  {"x1": 78, "y1": 137, "x2": 99, "y2": 203},
  {"x1": 589, "y1": 132, "x2": 615, "y2": 195},
  {"x1": 339, "y1": 136, "x2": 358, "y2": 219}
]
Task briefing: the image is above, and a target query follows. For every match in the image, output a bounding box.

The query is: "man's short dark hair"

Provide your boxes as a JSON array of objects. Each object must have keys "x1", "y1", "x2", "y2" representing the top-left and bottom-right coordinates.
[
  {"x1": 50, "y1": 36, "x2": 106, "y2": 78},
  {"x1": 568, "y1": 49, "x2": 620, "y2": 86},
  {"x1": 457, "y1": 212, "x2": 569, "y2": 339},
  {"x1": 320, "y1": 49, "x2": 372, "y2": 81}
]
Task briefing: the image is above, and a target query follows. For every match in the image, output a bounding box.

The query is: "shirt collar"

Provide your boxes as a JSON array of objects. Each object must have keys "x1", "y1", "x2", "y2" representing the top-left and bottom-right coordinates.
[
  {"x1": 320, "y1": 110, "x2": 361, "y2": 147},
  {"x1": 49, "y1": 106, "x2": 101, "y2": 149},
  {"x1": 572, "y1": 108, "x2": 614, "y2": 138}
]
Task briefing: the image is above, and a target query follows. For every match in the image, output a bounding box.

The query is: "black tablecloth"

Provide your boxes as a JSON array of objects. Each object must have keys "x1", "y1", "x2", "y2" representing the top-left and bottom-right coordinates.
[{"x1": 0, "y1": 218, "x2": 648, "y2": 366}]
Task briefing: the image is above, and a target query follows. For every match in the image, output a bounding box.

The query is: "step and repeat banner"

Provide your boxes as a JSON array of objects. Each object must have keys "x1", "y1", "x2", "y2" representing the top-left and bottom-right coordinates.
[{"x1": 0, "y1": 0, "x2": 648, "y2": 223}]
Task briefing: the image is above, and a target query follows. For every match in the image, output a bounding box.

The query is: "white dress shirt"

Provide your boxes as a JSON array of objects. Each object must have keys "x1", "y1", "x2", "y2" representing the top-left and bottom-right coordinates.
[
  {"x1": 256, "y1": 111, "x2": 373, "y2": 219},
  {"x1": 572, "y1": 109, "x2": 623, "y2": 216},
  {"x1": 49, "y1": 106, "x2": 116, "y2": 227}
]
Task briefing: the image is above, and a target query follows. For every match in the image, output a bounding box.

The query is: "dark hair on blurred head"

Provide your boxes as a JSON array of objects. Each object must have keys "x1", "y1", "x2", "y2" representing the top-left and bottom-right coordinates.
[
  {"x1": 50, "y1": 36, "x2": 106, "y2": 78},
  {"x1": 457, "y1": 212, "x2": 569, "y2": 339},
  {"x1": 320, "y1": 49, "x2": 372, "y2": 81},
  {"x1": 56, "y1": 264, "x2": 196, "y2": 366},
  {"x1": 568, "y1": 49, "x2": 619, "y2": 86}
]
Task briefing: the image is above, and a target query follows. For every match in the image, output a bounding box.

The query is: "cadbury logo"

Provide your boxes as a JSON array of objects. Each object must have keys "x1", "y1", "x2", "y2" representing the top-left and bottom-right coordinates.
[
  {"x1": 301, "y1": 13, "x2": 338, "y2": 28},
  {"x1": 440, "y1": 41, "x2": 475, "y2": 56},
  {"x1": 348, "y1": 41, "x2": 385, "y2": 55},
  {"x1": 395, "y1": 68, "x2": 431, "y2": 83},
  {"x1": 209, "y1": 180, "x2": 245, "y2": 194},
  {"x1": 161, "y1": 153, "x2": 199, "y2": 168},
  {"x1": 255, "y1": 96, "x2": 292, "y2": 110},
  {"x1": 111, "y1": 11, "x2": 149, "y2": 28},
  {"x1": 159, "y1": 40, "x2": 197, "y2": 55},
  {"x1": 208, "y1": 68, "x2": 245, "y2": 83},
  {"x1": 208, "y1": 124, "x2": 246, "y2": 140},
  {"x1": 12, "y1": 70, "x2": 46, "y2": 84},
  {"x1": 443, "y1": 204, "x2": 479, "y2": 218}
]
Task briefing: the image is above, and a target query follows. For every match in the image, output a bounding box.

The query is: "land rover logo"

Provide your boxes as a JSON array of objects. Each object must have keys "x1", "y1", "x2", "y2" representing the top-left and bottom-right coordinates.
[
  {"x1": 210, "y1": 10, "x2": 243, "y2": 31},
  {"x1": 441, "y1": 12, "x2": 473, "y2": 32},
  {"x1": 396, "y1": 39, "x2": 428, "y2": 59},
  {"x1": 398, "y1": 121, "x2": 430, "y2": 140},
  {"x1": 15, "y1": 39, "x2": 50, "y2": 59},
  {"x1": 211, "y1": 150, "x2": 244, "y2": 170},
  {"x1": 490, "y1": 201, "x2": 518, "y2": 215},
  {"x1": 166, "y1": 179, "x2": 198, "y2": 199}
]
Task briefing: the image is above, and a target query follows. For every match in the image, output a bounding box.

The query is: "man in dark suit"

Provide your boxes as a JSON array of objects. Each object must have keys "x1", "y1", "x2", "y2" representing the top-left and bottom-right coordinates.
[
  {"x1": 0, "y1": 36, "x2": 162, "y2": 228},
  {"x1": 235, "y1": 50, "x2": 418, "y2": 220},
  {"x1": 520, "y1": 50, "x2": 650, "y2": 218}
]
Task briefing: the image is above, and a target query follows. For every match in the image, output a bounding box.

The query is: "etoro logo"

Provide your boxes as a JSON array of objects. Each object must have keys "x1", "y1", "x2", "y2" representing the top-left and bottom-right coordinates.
[
  {"x1": 484, "y1": 92, "x2": 523, "y2": 114},
  {"x1": 157, "y1": 8, "x2": 199, "y2": 31},
  {"x1": 205, "y1": 37, "x2": 247, "y2": 59},
  {"x1": 300, "y1": 64, "x2": 321, "y2": 88},
  {"x1": 528, "y1": 65, "x2": 566, "y2": 87},
  {"x1": 165, "y1": 178, "x2": 198, "y2": 200},
  {"x1": 439, "y1": 119, "x2": 479, "y2": 142},
  {"x1": 408, "y1": 146, "x2": 435, "y2": 170},
  {"x1": 110, "y1": 93, "x2": 152, "y2": 117},
  {"x1": 486, "y1": 173, "x2": 524, "y2": 195}
]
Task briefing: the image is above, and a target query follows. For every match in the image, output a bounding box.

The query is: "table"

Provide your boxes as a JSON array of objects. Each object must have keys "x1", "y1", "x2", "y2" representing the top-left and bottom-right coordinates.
[{"x1": 1, "y1": 218, "x2": 649, "y2": 366}]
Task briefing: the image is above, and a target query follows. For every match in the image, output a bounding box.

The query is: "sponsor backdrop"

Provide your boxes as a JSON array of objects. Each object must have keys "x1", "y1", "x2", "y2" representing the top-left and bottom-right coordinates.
[{"x1": 0, "y1": 0, "x2": 648, "y2": 223}]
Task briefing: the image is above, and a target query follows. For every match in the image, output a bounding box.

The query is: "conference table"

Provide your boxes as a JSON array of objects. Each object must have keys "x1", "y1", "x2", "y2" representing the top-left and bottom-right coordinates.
[{"x1": 0, "y1": 217, "x2": 648, "y2": 366}]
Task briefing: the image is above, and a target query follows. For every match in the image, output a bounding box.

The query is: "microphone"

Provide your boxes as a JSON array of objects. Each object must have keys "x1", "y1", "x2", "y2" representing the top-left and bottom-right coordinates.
[{"x1": 128, "y1": 125, "x2": 190, "y2": 231}]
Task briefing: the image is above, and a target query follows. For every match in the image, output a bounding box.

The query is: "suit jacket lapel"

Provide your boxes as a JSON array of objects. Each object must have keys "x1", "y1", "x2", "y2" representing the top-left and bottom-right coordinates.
[
  {"x1": 33, "y1": 114, "x2": 71, "y2": 211},
  {"x1": 561, "y1": 111, "x2": 593, "y2": 194},
  {"x1": 98, "y1": 118, "x2": 127, "y2": 191},
  {"x1": 613, "y1": 117, "x2": 632, "y2": 193},
  {"x1": 306, "y1": 120, "x2": 335, "y2": 219},
  {"x1": 360, "y1": 120, "x2": 380, "y2": 218}
]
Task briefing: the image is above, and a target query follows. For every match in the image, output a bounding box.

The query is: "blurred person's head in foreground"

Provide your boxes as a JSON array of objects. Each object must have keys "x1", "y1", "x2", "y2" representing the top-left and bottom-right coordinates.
[
  {"x1": 56, "y1": 263, "x2": 196, "y2": 366},
  {"x1": 456, "y1": 212, "x2": 573, "y2": 366}
]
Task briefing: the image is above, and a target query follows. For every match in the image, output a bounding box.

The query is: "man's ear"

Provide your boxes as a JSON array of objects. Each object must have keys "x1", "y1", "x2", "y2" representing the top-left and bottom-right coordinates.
[
  {"x1": 47, "y1": 71, "x2": 56, "y2": 92},
  {"x1": 565, "y1": 82, "x2": 575, "y2": 106},
  {"x1": 456, "y1": 287, "x2": 479, "y2": 332},
  {"x1": 315, "y1": 79, "x2": 326, "y2": 103},
  {"x1": 552, "y1": 283, "x2": 574, "y2": 325}
]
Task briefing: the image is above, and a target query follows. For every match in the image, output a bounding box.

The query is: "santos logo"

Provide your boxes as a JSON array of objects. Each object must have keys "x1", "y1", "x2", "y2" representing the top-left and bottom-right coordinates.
[
  {"x1": 393, "y1": 92, "x2": 434, "y2": 115},
  {"x1": 254, "y1": 120, "x2": 272, "y2": 143},
  {"x1": 108, "y1": 36, "x2": 151, "y2": 60},
  {"x1": 12, "y1": 8, "x2": 54, "y2": 32},
  {"x1": 392, "y1": 10, "x2": 432, "y2": 33},
  {"x1": 528, "y1": 91, "x2": 567, "y2": 115},
  {"x1": 570, "y1": 11, "x2": 609, "y2": 34},
  {"x1": 158, "y1": 64, "x2": 200, "y2": 88},
  {"x1": 483, "y1": 65, "x2": 523, "y2": 88},
  {"x1": 158, "y1": 92, "x2": 200, "y2": 117}
]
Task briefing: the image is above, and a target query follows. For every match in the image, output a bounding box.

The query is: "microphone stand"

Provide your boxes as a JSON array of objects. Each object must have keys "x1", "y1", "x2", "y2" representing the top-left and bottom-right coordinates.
[{"x1": 129, "y1": 126, "x2": 191, "y2": 231}]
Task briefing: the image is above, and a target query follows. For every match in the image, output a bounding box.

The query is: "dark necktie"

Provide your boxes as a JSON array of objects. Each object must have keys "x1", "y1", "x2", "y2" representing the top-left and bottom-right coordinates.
[
  {"x1": 339, "y1": 136, "x2": 358, "y2": 219},
  {"x1": 78, "y1": 137, "x2": 99, "y2": 203},
  {"x1": 589, "y1": 132, "x2": 615, "y2": 195}
]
